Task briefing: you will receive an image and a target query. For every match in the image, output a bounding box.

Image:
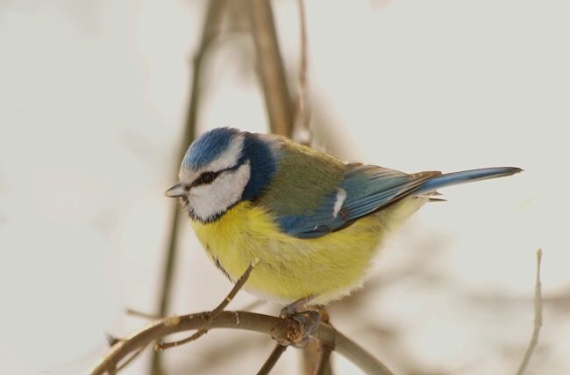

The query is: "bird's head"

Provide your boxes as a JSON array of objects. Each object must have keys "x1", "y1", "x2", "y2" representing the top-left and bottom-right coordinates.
[{"x1": 165, "y1": 128, "x2": 278, "y2": 222}]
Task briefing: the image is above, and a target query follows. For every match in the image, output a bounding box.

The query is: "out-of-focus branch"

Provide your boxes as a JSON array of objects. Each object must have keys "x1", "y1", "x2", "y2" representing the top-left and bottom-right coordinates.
[
  {"x1": 515, "y1": 249, "x2": 543, "y2": 375},
  {"x1": 314, "y1": 325, "x2": 395, "y2": 375},
  {"x1": 314, "y1": 341, "x2": 333, "y2": 375},
  {"x1": 90, "y1": 311, "x2": 394, "y2": 375},
  {"x1": 248, "y1": 0, "x2": 294, "y2": 137},
  {"x1": 151, "y1": 1, "x2": 229, "y2": 374},
  {"x1": 183, "y1": 0, "x2": 229, "y2": 149},
  {"x1": 257, "y1": 344, "x2": 288, "y2": 374},
  {"x1": 303, "y1": 309, "x2": 333, "y2": 375},
  {"x1": 293, "y1": 0, "x2": 312, "y2": 144}
]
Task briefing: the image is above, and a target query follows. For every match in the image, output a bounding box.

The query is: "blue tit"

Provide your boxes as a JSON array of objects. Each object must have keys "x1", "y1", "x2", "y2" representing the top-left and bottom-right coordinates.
[{"x1": 166, "y1": 127, "x2": 521, "y2": 305}]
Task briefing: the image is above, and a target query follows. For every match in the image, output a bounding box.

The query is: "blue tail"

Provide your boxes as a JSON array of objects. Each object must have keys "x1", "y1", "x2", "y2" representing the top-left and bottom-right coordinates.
[{"x1": 415, "y1": 167, "x2": 522, "y2": 195}]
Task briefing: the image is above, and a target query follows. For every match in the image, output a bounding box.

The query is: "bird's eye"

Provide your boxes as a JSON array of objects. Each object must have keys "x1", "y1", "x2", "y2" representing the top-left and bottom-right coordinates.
[{"x1": 200, "y1": 171, "x2": 217, "y2": 184}]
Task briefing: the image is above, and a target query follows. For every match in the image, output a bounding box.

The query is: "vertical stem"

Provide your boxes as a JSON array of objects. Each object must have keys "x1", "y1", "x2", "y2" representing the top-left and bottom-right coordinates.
[
  {"x1": 314, "y1": 342, "x2": 334, "y2": 375},
  {"x1": 257, "y1": 344, "x2": 288, "y2": 374},
  {"x1": 295, "y1": 0, "x2": 311, "y2": 140},
  {"x1": 303, "y1": 308, "x2": 333, "y2": 375},
  {"x1": 149, "y1": 203, "x2": 180, "y2": 375},
  {"x1": 150, "y1": 1, "x2": 228, "y2": 374},
  {"x1": 248, "y1": 0, "x2": 294, "y2": 137}
]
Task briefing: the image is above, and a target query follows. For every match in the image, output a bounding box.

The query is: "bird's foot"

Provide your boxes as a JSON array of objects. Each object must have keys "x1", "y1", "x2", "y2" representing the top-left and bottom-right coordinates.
[{"x1": 276, "y1": 297, "x2": 323, "y2": 348}]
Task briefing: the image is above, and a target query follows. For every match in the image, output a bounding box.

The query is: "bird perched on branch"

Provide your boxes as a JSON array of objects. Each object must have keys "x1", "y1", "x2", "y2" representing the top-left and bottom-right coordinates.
[{"x1": 166, "y1": 127, "x2": 521, "y2": 305}]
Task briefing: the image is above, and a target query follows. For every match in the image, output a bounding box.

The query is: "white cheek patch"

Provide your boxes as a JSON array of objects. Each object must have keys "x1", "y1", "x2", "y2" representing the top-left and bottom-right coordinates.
[{"x1": 189, "y1": 161, "x2": 251, "y2": 221}]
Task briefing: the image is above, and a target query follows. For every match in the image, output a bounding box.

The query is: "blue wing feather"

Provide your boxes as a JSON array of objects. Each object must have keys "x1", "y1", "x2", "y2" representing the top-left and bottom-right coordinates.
[
  {"x1": 275, "y1": 165, "x2": 521, "y2": 239},
  {"x1": 275, "y1": 163, "x2": 438, "y2": 238}
]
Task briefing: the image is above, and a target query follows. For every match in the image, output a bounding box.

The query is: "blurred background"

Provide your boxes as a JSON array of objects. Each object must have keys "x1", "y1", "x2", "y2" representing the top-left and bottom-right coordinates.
[{"x1": 0, "y1": 0, "x2": 569, "y2": 374}]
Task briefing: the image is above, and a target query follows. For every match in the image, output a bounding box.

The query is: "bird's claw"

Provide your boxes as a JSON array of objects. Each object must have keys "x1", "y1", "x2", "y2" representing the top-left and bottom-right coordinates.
[{"x1": 276, "y1": 308, "x2": 321, "y2": 348}]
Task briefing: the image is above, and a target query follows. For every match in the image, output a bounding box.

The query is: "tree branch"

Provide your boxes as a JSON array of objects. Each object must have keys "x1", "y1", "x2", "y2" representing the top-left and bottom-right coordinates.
[
  {"x1": 248, "y1": 0, "x2": 294, "y2": 137},
  {"x1": 90, "y1": 311, "x2": 394, "y2": 375}
]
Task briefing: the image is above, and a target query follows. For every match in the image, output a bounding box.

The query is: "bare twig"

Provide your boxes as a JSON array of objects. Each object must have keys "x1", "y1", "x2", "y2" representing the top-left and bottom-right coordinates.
[
  {"x1": 156, "y1": 262, "x2": 256, "y2": 349},
  {"x1": 92, "y1": 312, "x2": 277, "y2": 375},
  {"x1": 248, "y1": 0, "x2": 294, "y2": 137},
  {"x1": 106, "y1": 333, "x2": 121, "y2": 347},
  {"x1": 212, "y1": 262, "x2": 257, "y2": 314},
  {"x1": 115, "y1": 347, "x2": 146, "y2": 373},
  {"x1": 302, "y1": 340, "x2": 321, "y2": 374},
  {"x1": 90, "y1": 311, "x2": 393, "y2": 375},
  {"x1": 126, "y1": 309, "x2": 162, "y2": 320},
  {"x1": 302, "y1": 307, "x2": 333, "y2": 375},
  {"x1": 315, "y1": 326, "x2": 395, "y2": 375},
  {"x1": 515, "y1": 248, "x2": 543, "y2": 375},
  {"x1": 257, "y1": 343, "x2": 288, "y2": 375},
  {"x1": 314, "y1": 341, "x2": 334, "y2": 375}
]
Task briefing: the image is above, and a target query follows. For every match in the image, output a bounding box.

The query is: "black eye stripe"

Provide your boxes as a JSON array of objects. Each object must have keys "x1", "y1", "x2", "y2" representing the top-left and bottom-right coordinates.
[
  {"x1": 191, "y1": 163, "x2": 244, "y2": 188},
  {"x1": 192, "y1": 171, "x2": 218, "y2": 187},
  {"x1": 192, "y1": 170, "x2": 222, "y2": 187}
]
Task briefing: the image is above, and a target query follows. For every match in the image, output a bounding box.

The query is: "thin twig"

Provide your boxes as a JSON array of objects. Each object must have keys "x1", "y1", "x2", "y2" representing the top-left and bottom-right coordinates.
[
  {"x1": 248, "y1": 0, "x2": 294, "y2": 137},
  {"x1": 314, "y1": 341, "x2": 334, "y2": 375},
  {"x1": 116, "y1": 347, "x2": 146, "y2": 373},
  {"x1": 106, "y1": 334, "x2": 121, "y2": 347},
  {"x1": 301, "y1": 307, "x2": 332, "y2": 375},
  {"x1": 151, "y1": 1, "x2": 229, "y2": 373},
  {"x1": 257, "y1": 343, "x2": 288, "y2": 375},
  {"x1": 302, "y1": 340, "x2": 320, "y2": 374},
  {"x1": 315, "y1": 325, "x2": 395, "y2": 375},
  {"x1": 156, "y1": 262, "x2": 256, "y2": 349},
  {"x1": 91, "y1": 311, "x2": 296, "y2": 375},
  {"x1": 126, "y1": 309, "x2": 162, "y2": 320},
  {"x1": 515, "y1": 248, "x2": 543, "y2": 375},
  {"x1": 212, "y1": 262, "x2": 257, "y2": 315}
]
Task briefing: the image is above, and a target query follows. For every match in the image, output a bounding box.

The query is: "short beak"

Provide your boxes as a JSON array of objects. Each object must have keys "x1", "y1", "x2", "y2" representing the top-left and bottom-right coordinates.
[{"x1": 165, "y1": 183, "x2": 186, "y2": 198}]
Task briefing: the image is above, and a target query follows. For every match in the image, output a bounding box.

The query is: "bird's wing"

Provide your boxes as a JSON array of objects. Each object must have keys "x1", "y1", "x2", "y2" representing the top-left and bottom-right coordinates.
[{"x1": 274, "y1": 163, "x2": 440, "y2": 239}]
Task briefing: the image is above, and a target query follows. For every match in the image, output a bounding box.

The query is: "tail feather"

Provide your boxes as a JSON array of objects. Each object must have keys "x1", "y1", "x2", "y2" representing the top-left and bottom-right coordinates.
[{"x1": 416, "y1": 167, "x2": 522, "y2": 195}]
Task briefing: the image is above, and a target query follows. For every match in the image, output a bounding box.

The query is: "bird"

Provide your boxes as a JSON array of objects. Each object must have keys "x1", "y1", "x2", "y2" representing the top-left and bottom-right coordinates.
[{"x1": 166, "y1": 127, "x2": 521, "y2": 306}]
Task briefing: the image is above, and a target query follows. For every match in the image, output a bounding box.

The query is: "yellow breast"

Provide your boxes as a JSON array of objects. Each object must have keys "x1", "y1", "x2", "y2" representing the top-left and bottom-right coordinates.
[{"x1": 192, "y1": 198, "x2": 426, "y2": 304}]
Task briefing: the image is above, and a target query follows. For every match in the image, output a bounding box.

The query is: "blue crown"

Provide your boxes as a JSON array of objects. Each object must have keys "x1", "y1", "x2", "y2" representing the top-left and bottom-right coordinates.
[{"x1": 182, "y1": 127, "x2": 241, "y2": 170}]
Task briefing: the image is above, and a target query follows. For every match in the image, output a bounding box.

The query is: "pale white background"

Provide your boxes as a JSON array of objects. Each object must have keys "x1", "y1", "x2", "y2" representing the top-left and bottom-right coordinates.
[{"x1": 0, "y1": 0, "x2": 568, "y2": 374}]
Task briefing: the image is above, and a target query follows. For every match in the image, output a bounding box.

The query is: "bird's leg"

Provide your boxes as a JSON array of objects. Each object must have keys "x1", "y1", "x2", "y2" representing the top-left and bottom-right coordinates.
[
  {"x1": 277, "y1": 296, "x2": 323, "y2": 348},
  {"x1": 280, "y1": 294, "x2": 315, "y2": 317}
]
